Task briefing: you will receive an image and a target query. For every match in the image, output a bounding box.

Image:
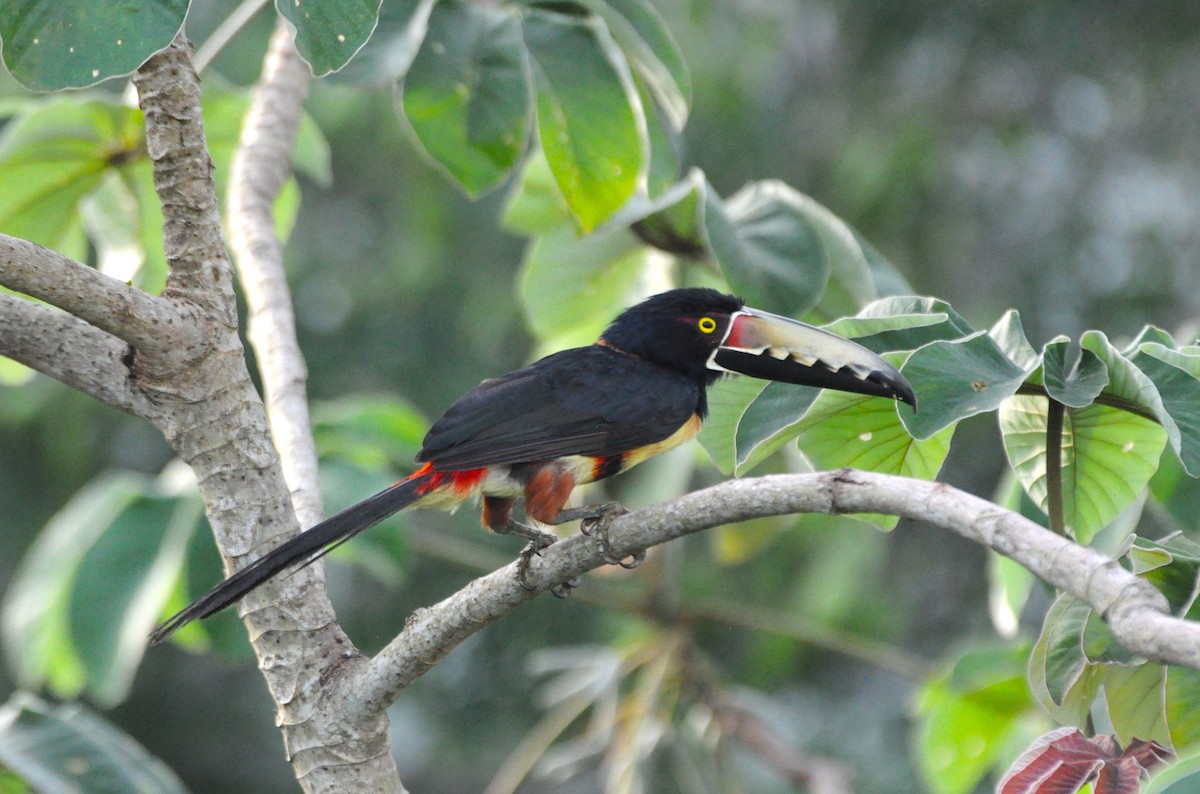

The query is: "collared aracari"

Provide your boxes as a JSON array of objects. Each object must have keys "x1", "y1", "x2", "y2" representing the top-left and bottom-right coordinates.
[{"x1": 150, "y1": 288, "x2": 915, "y2": 644}]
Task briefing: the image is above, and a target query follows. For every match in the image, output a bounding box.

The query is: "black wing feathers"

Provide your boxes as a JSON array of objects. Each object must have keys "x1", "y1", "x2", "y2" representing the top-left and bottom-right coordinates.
[{"x1": 418, "y1": 347, "x2": 700, "y2": 470}]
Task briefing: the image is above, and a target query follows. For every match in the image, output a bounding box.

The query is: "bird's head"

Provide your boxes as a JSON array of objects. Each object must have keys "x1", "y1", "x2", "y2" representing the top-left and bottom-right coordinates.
[{"x1": 599, "y1": 288, "x2": 916, "y2": 408}]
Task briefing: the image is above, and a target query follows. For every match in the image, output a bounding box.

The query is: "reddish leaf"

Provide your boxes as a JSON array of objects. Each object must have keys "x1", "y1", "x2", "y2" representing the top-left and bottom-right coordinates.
[
  {"x1": 1122, "y1": 738, "x2": 1174, "y2": 773},
  {"x1": 1000, "y1": 729, "x2": 1176, "y2": 794},
  {"x1": 1094, "y1": 757, "x2": 1144, "y2": 794},
  {"x1": 999, "y1": 728, "x2": 1105, "y2": 794}
]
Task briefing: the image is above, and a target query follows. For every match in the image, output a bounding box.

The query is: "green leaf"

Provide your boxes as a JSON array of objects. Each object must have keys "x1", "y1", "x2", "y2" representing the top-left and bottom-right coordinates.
[
  {"x1": 1166, "y1": 666, "x2": 1200, "y2": 749},
  {"x1": 312, "y1": 393, "x2": 429, "y2": 471},
  {"x1": 0, "y1": 470, "x2": 199, "y2": 705},
  {"x1": 989, "y1": 310, "x2": 1041, "y2": 374},
  {"x1": 1128, "y1": 535, "x2": 1200, "y2": 617},
  {"x1": 0, "y1": 0, "x2": 186, "y2": 90},
  {"x1": 915, "y1": 644, "x2": 1037, "y2": 794},
  {"x1": 70, "y1": 491, "x2": 200, "y2": 705},
  {"x1": 625, "y1": 167, "x2": 706, "y2": 254},
  {"x1": 826, "y1": 296, "x2": 976, "y2": 355},
  {"x1": 1028, "y1": 593, "x2": 1098, "y2": 727},
  {"x1": 0, "y1": 692, "x2": 187, "y2": 793},
  {"x1": 704, "y1": 181, "x2": 838, "y2": 317},
  {"x1": 401, "y1": 1, "x2": 531, "y2": 195},
  {"x1": 1, "y1": 473, "x2": 144, "y2": 699},
  {"x1": 730, "y1": 381, "x2": 820, "y2": 475},
  {"x1": 572, "y1": 0, "x2": 690, "y2": 127},
  {"x1": 695, "y1": 376, "x2": 773, "y2": 476},
  {"x1": 518, "y1": 227, "x2": 650, "y2": 349},
  {"x1": 333, "y1": 0, "x2": 436, "y2": 85},
  {"x1": 634, "y1": 72, "x2": 683, "y2": 199},
  {"x1": 901, "y1": 330, "x2": 1028, "y2": 440},
  {"x1": 1042, "y1": 338, "x2": 1109, "y2": 408},
  {"x1": 500, "y1": 149, "x2": 574, "y2": 235},
  {"x1": 1104, "y1": 663, "x2": 1171, "y2": 747},
  {"x1": 0, "y1": 98, "x2": 142, "y2": 261},
  {"x1": 999, "y1": 395, "x2": 1167, "y2": 543},
  {"x1": 523, "y1": 8, "x2": 644, "y2": 231},
  {"x1": 1131, "y1": 343, "x2": 1200, "y2": 476},
  {"x1": 792, "y1": 378, "x2": 954, "y2": 529},
  {"x1": 279, "y1": 0, "x2": 382, "y2": 76}
]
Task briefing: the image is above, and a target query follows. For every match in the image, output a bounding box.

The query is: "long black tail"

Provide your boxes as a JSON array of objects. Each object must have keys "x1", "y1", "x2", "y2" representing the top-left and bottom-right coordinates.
[{"x1": 149, "y1": 474, "x2": 429, "y2": 645}]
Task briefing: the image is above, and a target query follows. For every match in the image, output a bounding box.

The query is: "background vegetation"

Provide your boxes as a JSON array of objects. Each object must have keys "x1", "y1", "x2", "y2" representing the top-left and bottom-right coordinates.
[{"x1": 2, "y1": 1, "x2": 1200, "y2": 792}]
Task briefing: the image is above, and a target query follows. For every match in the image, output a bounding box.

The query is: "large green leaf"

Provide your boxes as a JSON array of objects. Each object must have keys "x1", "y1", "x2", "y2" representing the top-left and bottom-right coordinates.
[
  {"x1": 401, "y1": 0, "x2": 531, "y2": 196},
  {"x1": 571, "y1": 0, "x2": 690, "y2": 127},
  {"x1": 999, "y1": 396, "x2": 1167, "y2": 543},
  {"x1": 1131, "y1": 343, "x2": 1200, "y2": 476},
  {"x1": 901, "y1": 330, "x2": 1028, "y2": 440},
  {"x1": 793, "y1": 383, "x2": 954, "y2": 529},
  {"x1": 279, "y1": 0, "x2": 382, "y2": 76},
  {"x1": 333, "y1": 0, "x2": 436, "y2": 85},
  {"x1": 826, "y1": 296, "x2": 977, "y2": 354},
  {"x1": 915, "y1": 644, "x2": 1039, "y2": 794},
  {"x1": 695, "y1": 375, "x2": 774, "y2": 476},
  {"x1": 518, "y1": 227, "x2": 651, "y2": 350},
  {"x1": 0, "y1": 470, "x2": 199, "y2": 705},
  {"x1": 1041, "y1": 337, "x2": 1109, "y2": 407},
  {"x1": 0, "y1": 0, "x2": 186, "y2": 90},
  {"x1": 704, "y1": 181, "x2": 838, "y2": 317},
  {"x1": 523, "y1": 9, "x2": 644, "y2": 231},
  {"x1": 0, "y1": 98, "x2": 142, "y2": 262},
  {"x1": 624, "y1": 167, "x2": 706, "y2": 254},
  {"x1": 70, "y1": 490, "x2": 200, "y2": 705},
  {"x1": 1166, "y1": 666, "x2": 1200, "y2": 750},
  {"x1": 1104, "y1": 663, "x2": 1171, "y2": 747},
  {"x1": 1027, "y1": 593, "x2": 1099, "y2": 728},
  {"x1": 0, "y1": 692, "x2": 187, "y2": 793}
]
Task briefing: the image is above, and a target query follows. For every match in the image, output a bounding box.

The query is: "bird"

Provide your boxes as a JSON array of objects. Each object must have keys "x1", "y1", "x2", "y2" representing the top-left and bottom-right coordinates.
[{"x1": 150, "y1": 288, "x2": 915, "y2": 644}]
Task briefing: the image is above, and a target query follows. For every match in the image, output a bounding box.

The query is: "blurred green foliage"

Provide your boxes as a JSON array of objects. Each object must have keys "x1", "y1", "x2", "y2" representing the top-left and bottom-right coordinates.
[{"x1": 2, "y1": 1, "x2": 1200, "y2": 793}]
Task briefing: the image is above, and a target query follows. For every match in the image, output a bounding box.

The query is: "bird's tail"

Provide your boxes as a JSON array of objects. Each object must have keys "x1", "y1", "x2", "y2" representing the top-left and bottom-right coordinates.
[{"x1": 149, "y1": 469, "x2": 433, "y2": 645}]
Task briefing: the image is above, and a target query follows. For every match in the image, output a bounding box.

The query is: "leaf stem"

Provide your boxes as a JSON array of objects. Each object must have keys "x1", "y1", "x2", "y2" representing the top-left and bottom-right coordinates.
[
  {"x1": 1046, "y1": 398, "x2": 1066, "y2": 535},
  {"x1": 1015, "y1": 382, "x2": 1158, "y2": 424}
]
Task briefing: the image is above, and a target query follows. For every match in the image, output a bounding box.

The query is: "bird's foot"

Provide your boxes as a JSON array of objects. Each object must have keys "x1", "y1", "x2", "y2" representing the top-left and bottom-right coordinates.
[
  {"x1": 558, "y1": 502, "x2": 642, "y2": 569},
  {"x1": 506, "y1": 522, "x2": 578, "y2": 596}
]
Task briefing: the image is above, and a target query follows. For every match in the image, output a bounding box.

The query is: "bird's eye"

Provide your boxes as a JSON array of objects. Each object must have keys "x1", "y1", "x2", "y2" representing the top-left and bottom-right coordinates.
[{"x1": 697, "y1": 317, "x2": 717, "y2": 334}]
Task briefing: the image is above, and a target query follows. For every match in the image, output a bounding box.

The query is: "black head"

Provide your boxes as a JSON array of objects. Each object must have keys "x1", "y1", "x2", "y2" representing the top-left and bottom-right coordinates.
[
  {"x1": 600, "y1": 288, "x2": 745, "y2": 383},
  {"x1": 599, "y1": 288, "x2": 918, "y2": 408}
]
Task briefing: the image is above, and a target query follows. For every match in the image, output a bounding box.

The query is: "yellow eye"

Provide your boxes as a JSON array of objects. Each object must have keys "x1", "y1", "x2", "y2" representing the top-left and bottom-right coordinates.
[{"x1": 698, "y1": 317, "x2": 717, "y2": 334}]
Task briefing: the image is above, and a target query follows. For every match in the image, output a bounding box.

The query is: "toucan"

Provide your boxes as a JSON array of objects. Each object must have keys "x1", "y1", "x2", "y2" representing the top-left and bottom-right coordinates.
[{"x1": 150, "y1": 288, "x2": 915, "y2": 643}]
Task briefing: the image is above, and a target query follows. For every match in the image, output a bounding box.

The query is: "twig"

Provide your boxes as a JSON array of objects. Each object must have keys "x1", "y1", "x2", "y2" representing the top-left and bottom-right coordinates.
[
  {"x1": 0, "y1": 234, "x2": 197, "y2": 360},
  {"x1": 1045, "y1": 398, "x2": 1066, "y2": 534},
  {"x1": 335, "y1": 470, "x2": 1200, "y2": 720},
  {"x1": 0, "y1": 294, "x2": 151, "y2": 415},
  {"x1": 227, "y1": 19, "x2": 322, "y2": 528}
]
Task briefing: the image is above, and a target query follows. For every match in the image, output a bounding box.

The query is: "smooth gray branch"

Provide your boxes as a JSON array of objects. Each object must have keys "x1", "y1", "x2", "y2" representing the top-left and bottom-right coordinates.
[
  {"x1": 337, "y1": 470, "x2": 1200, "y2": 719},
  {"x1": 228, "y1": 20, "x2": 322, "y2": 528},
  {"x1": 0, "y1": 294, "x2": 151, "y2": 415},
  {"x1": 0, "y1": 234, "x2": 196, "y2": 359}
]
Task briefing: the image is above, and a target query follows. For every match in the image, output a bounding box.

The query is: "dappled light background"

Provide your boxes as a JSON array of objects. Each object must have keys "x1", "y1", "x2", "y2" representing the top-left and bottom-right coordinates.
[{"x1": 2, "y1": 1, "x2": 1199, "y2": 792}]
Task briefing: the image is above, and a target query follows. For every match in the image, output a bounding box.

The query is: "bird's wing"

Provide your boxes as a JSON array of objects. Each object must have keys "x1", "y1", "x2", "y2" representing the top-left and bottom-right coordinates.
[{"x1": 417, "y1": 347, "x2": 700, "y2": 471}]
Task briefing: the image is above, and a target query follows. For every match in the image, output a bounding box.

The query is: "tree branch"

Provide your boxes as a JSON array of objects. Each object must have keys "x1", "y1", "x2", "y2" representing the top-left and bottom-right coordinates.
[
  {"x1": 0, "y1": 294, "x2": 151, "y2": 415},
  {"x1": 337, "y1": 470, "x2": 1200, "y2": 719},
  {"x1": 132, "y1": 36, "x2": 238, "y2": 327},
  {"x1": 132, "y1": 34, "x2": 403, "y2": 791},
  {"x1": 227, "y1": 20, "x2": 322, "y2": 528},
  {"x1": 0, "y1": 234, "x2": 198, "y2": 359}
]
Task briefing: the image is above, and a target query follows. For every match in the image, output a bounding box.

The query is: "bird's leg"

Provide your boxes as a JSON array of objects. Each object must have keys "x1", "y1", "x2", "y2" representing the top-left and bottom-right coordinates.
[
  {"x1": 553, "y1": 503, "x2": 642, "y2": 569},
  {"x1": 493, "y1": 519, "x2": 580, "y2": 598}
]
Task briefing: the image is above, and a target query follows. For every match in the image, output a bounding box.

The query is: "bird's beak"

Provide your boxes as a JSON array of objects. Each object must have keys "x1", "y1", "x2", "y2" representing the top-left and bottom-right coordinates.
[{"x1": 710, "y1": 308, "x2": 917, "y2": 408}]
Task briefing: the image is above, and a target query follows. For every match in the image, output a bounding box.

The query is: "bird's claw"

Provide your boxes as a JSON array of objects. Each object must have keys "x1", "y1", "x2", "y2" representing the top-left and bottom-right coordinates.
[
  {"x1": 570, "y1": 503, "x2": 641, "y2": 569},
  {"x1": 549, "y1": 577, "x2": 581, "y2": 598},
  {"x1": 516, "y1": 535, "x2": 556, "y2": 592}
]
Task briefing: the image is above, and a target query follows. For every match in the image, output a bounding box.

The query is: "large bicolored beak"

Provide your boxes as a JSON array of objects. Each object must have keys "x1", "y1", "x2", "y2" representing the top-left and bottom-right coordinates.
[{"x1": 709, "y1": 308, "x2": 917, "y2": 408}]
